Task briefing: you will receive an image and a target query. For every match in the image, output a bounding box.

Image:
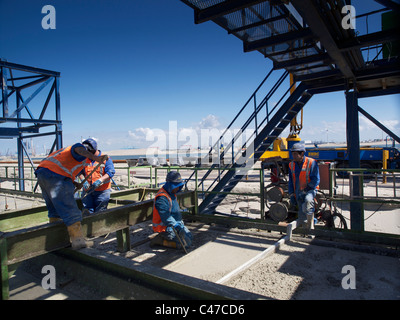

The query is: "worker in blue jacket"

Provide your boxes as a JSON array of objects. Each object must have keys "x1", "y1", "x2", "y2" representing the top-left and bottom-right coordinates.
[
  {"x1": 151, "y1": 171, "x2": 192, "y2": 249},
  {"x1": 288, "y1": 142, "x2": 320, "y2": 229},
  {"x1": 78, "y1": 138, "x2": 116, "y2": 214}
]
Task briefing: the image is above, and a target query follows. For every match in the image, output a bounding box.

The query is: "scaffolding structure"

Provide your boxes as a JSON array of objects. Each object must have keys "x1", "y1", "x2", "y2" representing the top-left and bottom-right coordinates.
[{"x1": 0, "y1": 60, "x2": 62, "y2": 191}]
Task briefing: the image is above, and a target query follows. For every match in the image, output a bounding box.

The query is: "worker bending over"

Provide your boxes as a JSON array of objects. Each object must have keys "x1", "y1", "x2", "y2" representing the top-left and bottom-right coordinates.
[
  {"x1": 79, "y1": 138, "x2": 115, "y2": 214},
  {"x1": 35, "y1": 142, "x2": 108, "y2": 249},
  {"x1": 288, "y1": 142, "x2": 320, "y2": 230},
  {"x1": 151, "y1": 171, "x2": 192, "y2": 250}
]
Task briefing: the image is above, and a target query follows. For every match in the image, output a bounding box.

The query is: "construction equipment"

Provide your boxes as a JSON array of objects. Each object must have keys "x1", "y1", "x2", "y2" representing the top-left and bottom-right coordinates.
[
  {"x1": 264, "y1": 181, "x2": 348, "y2": 229},
  {"x1": 260, "y1": 74, "x2": 400, "y2": 172},
  {"x1": 262, "y1": 144, "x2": 400, "y2": 177}
]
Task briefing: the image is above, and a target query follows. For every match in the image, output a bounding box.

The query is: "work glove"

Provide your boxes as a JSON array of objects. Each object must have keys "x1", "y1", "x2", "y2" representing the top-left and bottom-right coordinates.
[
  {"x1": 178, "y1": 226, "x2": 192, "y2": 248},
  {"x1": 298, "y1": 190, "x2": 308, "y2": 202},
  {"x1": 83, "y1": 181, "x2": 90, "y2": 191},
  {"x1": 173, "y1": 222, "x2": 183, "y2": 232},
  {"x1": 92, "y1": 180, "x2": 102, "y2": 189},
  {"x1": 304, "y1": 186, "x2": 313, "y2": 193}
]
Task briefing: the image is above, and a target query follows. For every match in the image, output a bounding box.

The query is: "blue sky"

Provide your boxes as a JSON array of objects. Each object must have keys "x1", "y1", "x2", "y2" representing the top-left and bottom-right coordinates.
[{"x1": 0, "y1": 0, "x2": 399, "y2": 155}]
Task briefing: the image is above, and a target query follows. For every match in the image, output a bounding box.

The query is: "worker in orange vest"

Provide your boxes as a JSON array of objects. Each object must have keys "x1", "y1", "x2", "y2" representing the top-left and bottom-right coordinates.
[
  {"x1": 78, "y1": 138, "x2": 115, "y2": 214},
  {"x1": 151, "y1": 171, "x2": 192, "y2": 249},
  {"x1": 288, "y1": 142, "x2": 320, "y2": 230},
  {"x1": 35, "y1": 143, "x2": 108, "y2": 249}
]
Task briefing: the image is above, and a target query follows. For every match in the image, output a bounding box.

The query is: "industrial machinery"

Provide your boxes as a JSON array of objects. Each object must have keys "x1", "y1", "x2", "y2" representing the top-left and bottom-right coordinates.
[
  {"x1": 261, "y1": 73, "x2": 400, "y2": 175},
  {"x1": 259, "y1": 73, "x2": 396, "y2": 228},
  {"x1": 262, "y1": 140, "x2": 400, "y2": 176},
  {"x1": 260, "y1": 99, "x2": 398, "y2": 226},
  {"x1": 263, "y1": 166, "x2": 348, "y2": 229}
]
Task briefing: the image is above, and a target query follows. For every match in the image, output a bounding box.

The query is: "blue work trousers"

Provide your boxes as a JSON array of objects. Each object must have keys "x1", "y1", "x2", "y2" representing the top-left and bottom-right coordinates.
[
  {"x1": 297, "y1": 189, "x2": 317, "y2": 223},
  {"x1": 35, "y1": 167, "x2": 82, "y2": 227},
  {"x1": 82, "y1": 189, "x2": 111, "y2": 213}
]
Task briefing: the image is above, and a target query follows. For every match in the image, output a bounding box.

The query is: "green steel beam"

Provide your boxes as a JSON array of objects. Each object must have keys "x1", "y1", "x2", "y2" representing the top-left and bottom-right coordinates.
[
  {"x1": 2, "y1": 190, "x2": 195, "y2": 264},
  {"x1": 185, "y1": 214, "x2": 400, "y2": 247},
  {"x1": 0, "y1": 189, "x2": 195, "y2": 299}
]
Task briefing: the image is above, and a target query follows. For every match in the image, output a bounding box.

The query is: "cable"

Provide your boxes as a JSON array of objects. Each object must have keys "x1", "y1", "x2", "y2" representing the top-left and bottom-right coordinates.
[{"x1": 364, "y1": 202, "x2": 384, "y2": 221}]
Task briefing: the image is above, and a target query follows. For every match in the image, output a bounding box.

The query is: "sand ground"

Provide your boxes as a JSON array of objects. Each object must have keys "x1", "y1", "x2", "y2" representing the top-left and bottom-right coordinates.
[{"x1": 1, "y1": 159, "x2": 399, "y2": 300}]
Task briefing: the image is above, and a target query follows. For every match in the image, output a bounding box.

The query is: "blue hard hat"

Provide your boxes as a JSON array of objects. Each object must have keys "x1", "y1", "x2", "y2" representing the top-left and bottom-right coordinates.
[
  {"x1": 166, "y1": 171, "x2": 182, "y2": 183},
  {"x1": 83, "y1": 138, "x2": 97, "y2": 152},
  {"x1": 290, "y1": 142, "x2": 306, "y2": 152}
]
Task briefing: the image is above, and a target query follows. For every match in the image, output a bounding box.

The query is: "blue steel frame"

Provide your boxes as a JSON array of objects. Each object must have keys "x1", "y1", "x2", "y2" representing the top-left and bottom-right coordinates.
[{"x1": 0, "y1": 60, "x2": 62, "y2": 191}]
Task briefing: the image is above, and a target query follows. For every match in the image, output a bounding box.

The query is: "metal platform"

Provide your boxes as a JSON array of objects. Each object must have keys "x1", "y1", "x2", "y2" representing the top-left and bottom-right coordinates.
[{"x1": 180, "y1": 0, "x2": 400, "y2": 94}]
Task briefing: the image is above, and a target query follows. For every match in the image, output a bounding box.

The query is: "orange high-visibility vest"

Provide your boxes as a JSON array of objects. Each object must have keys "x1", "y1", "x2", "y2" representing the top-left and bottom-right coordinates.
[
  {"x1": 152, "y1": 187, "x2": 172, "y2": 233},
  {"x1": 38, "y1": 146, "x2": 86, "y2": 180},
  {"x1": 289, "y1": 156, "x2": 319, "y2": 196},
  {"x1": 83, "y1": 159, "x2": 111, "y2": 191}
]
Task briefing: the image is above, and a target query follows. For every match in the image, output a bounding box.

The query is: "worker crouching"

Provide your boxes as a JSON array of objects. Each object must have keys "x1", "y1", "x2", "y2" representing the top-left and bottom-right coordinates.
[
  {"x1": 151, "y1": 171, "x2": 192, "y2": 250},
  {"x1": 35, "y1": 142, "x2": 108, "y2": 250}
]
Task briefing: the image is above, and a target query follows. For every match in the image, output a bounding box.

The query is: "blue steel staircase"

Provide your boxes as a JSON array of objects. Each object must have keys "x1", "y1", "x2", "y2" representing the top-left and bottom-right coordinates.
[{"x1": 191, "y1": 68, "x2": 313, "y2": 214}]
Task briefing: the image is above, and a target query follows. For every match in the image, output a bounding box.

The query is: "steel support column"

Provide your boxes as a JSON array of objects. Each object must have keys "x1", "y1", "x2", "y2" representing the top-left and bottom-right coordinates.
[
  {"x1": 1, "y1": 66, "x2": 8, "y2": 118},
  {"x1": 346, "y1": 90, "x2": 364, "y2": 231},
  {"x1": 55, "y1": 77, "x2": 62, "y2": 149}
]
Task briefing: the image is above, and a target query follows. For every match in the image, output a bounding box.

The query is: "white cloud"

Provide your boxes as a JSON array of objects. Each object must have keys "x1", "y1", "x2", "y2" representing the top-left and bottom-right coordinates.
[{"x1": 196, "y1": 114, "x2": 221, "y2": 130}]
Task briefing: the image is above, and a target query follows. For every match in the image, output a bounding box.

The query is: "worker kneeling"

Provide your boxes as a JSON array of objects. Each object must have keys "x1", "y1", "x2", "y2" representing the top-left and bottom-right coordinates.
[{"x1": 151, "y1": 171, "x2": 192, "y2": 249}]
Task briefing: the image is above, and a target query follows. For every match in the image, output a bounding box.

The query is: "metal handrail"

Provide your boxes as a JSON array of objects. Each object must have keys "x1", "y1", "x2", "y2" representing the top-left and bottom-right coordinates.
[{"x1": 184, "y1": 68, "x2": 289, "y2": 192}]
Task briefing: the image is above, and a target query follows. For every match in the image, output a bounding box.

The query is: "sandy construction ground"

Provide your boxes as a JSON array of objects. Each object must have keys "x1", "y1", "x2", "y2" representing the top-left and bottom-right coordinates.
[{"x1": 2, "y1": 160, "x2": 400, "y2": 300}]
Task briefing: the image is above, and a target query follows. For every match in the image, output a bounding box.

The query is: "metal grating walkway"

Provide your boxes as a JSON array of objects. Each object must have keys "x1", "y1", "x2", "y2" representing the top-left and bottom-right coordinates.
[{"x1": 181, "y1": 0, "x2": 400, "y2": 91}]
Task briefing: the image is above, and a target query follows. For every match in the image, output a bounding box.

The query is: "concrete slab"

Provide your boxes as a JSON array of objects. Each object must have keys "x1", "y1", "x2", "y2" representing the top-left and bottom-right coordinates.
[{"x1": 163, "y1": 232, "x2": 276, "y2": 282}]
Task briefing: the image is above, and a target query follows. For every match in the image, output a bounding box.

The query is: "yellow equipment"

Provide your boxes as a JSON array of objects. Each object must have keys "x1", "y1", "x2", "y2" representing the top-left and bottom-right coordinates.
[{"x1": 260, "y1": 74, "x2": 302, "y2": 161}]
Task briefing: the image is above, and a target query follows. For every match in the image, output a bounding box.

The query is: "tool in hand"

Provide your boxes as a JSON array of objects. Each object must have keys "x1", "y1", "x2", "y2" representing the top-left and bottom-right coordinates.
[
  {"x1": 172, "y1": 226, "x2": 188, "y2": 254},
  {"x1": 81, "y1": 181, "x2": 103, "y2": 199},
  {"x1": 74, "y1": 155, "x2": 108, "y2": 193},
  {"x1": 81, "y1": 179, "x2": 109, "y2": 199}
]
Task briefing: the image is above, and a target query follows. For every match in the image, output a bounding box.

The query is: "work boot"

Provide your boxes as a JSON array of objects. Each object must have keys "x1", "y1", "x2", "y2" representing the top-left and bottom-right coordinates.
[
  {"x1": 305, "y1": 214, "x2": 315, "y2": 239},
  {"x1": 67, "y1": 221, "x2": 89, "y2": 250},
  {"x1": 150, "y1": 234, "x2": 177, "y2": 249},
  {"x1": 162, "y1": 239, "x2": 177, "y2": 249},
  {"x1": 306, "y1": 214, "x2": 314, "y2": 230}
]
